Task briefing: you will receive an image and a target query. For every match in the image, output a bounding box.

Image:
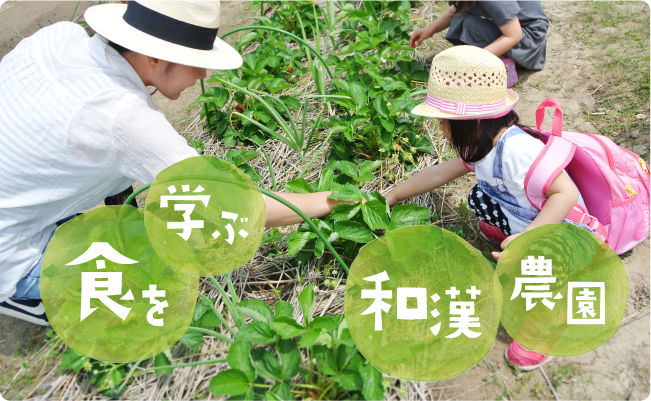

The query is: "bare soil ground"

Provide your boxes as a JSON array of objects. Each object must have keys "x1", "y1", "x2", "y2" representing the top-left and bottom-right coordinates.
[{"x1": 0, "y1": 2, "x2": 648, "y2": 400}]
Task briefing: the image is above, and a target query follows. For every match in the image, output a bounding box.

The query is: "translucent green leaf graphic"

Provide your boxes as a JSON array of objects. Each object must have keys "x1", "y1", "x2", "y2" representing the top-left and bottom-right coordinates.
[
  {"x1": 41, "y1": 206, "x2": 199, "y2": 363},
  {"x1": 497, "y1": 224, "x2": 628, "y2": 357},
  {"x1": 344, "y1": 225, "x2": 501, "y2": 381},
  {"x1": 144, "y1": 156, "x2": 265, "y2": 276}
]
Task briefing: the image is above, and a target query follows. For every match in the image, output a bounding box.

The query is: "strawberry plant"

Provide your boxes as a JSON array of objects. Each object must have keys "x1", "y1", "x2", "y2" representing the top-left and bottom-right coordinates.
[
  {"x1": 208, "y1": 283, "x2": 387, "y2": 400},
  {"x1": 282, "y1": 167, "x2": 433, "y2": 265}
]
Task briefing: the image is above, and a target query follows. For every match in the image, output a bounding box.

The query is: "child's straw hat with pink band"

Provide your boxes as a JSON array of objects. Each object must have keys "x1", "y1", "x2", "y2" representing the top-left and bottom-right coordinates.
[{"x1": 411, "y1": 46, "x2": 519, "y2": 120}]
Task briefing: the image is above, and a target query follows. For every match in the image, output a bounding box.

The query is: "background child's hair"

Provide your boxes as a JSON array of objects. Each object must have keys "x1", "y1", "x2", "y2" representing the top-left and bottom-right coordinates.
[
  {"x1": 446, "y1": 111, "x2": 546, "y2": 163},
  {"x1": 448, "y1": 1, "x2": 476, "y2": 16}
]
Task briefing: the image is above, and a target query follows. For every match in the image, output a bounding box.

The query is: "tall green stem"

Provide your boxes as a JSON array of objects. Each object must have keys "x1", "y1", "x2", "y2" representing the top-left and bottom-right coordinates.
[
  {"x1": 123, "y1": 183, "x2": 151, "y2": 207},
  {"x1": 259, "y1": 147, "x2": 278, "y2": 192},
  {"x1": 200, "y1": 79, "x2": 211, "y2": 130},
  {"x1": 258, "y1": 188, "x2": 349, "y2": 273},
  {"x1": 197, "y1": 293, "x2": 236, "y2": 336},
  {"x1": 187, "y1": 326, "x2": 233, "y2": 344}
]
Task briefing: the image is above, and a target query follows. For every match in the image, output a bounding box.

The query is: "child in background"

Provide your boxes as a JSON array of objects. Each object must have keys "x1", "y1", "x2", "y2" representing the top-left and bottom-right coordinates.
[
  {"x1": 385, "y1": 46, "x2": 584, "y2": 370},
  {"x1": 410, "y1": 1, "x2": 549, "y2": 88}
]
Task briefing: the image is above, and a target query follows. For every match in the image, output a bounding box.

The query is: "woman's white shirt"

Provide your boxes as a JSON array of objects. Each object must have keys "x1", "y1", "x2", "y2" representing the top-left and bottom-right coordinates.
[{"x1": 0, "y1": 22, "x2": 198, "y2": 302}]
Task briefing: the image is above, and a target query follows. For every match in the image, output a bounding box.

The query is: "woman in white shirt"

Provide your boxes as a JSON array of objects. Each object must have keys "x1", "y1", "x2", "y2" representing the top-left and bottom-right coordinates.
[{"x1": 0, "y1": 1, "x2": 345, "y2": 325}]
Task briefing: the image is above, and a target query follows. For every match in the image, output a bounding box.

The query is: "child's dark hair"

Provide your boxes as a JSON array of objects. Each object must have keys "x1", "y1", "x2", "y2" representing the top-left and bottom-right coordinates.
[
  {"x1": 445, "y1": 110, "x2": 546, "y2": 163},
  {"x1": 448, "y1": 1, "x2": 475, "y2": 16}
]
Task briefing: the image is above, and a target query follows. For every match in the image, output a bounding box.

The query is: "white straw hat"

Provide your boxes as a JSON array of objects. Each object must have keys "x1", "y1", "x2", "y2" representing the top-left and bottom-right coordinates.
[
  {"x1": 412, "y1": 46, "x2": 518, "y2": 120},
  {"x1": 84, "y1": 1, "x2": 243, "y2": 70}
]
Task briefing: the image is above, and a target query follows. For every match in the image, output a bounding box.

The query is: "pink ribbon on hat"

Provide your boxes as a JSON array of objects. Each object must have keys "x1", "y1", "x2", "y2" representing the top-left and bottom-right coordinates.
[{"x1": 426, "y1": 94, "x2": 506, "y2": 115}]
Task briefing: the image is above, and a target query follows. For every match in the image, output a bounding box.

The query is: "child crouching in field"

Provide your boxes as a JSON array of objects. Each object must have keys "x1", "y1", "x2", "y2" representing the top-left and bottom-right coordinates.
[
  {"x1": 385, "y1": 46, "x2": 585, "y2": 370},
  {"x1": 410, "y1": 1, "x2": 549, "y2": 88}
]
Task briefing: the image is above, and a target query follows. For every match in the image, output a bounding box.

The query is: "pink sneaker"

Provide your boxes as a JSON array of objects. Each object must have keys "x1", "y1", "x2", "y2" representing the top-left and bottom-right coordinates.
[
  {"x1": 503, "y1": 58, "x2": 518, "y2": 88},
  {"x1": 478, "y1": 221, "x2": 507, "y2": 243},
  {"x1": 505, "y1": 341, "x2": 552, "y2": 371}
]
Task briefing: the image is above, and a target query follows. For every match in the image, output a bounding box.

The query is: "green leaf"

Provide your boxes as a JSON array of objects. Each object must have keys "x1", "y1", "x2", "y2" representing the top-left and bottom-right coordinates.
[
  {"x1": 412, "y1": 70, "x2": 430, "y2": 81},
  {"x1": 279, "y1": 95, "x2": 301, "y2": 110},
  {"x1": 361, "y1": 200, "x2": 390, "y2": 230},
  {"x1": 261, "y1": 228, "x2": 284, "y2": 244},
  {"x1": 236, "y1": 322, "x2": 276, "y2": 345},
  {"x1": 277, "y1": 339, "x2": 301, "y2": 380},
  {"x1": 335, "y1": 221, "x2": 375, "y2": 243},
  {"x1": 330, "y1": 160, "x2": 358, "y2": 178},
  {"x1": 390, "y1": 99, "x2": 420, "y2": 115},
  {"x1": 309, "y1": 315, "x2": 339, "y2": 331},
  {"x1": 328, "y1": 185, "x2": 363, "y2": 202},
  {"x1": 331, "y1": 79, "x2": 350, "y2": 92},
  {"x1": 236, "y1": 299, "x2": 273, "y2": 324},
  {"x1": 314, "y1": 345, "x2": 339, "y2": 375},
  {"x1": 251, "y1": 349, "x2": 282, "y2": 381},
  {"x1": 270, "y1": 316, "x2": 307, "y2": 339},
  {"x1": 389, "y1": 204, "x2": 432, "y2": 231},
  {"x1": 266, "y1": 78, "x2": 293, "y2": 94},
  {"x1": 373, "y1": 96, "x2": 390, "y2": 118},
  {"x1": 179, "y1": 329, "x2": 204, "y2": 350},
  {"x1": 209, "y1": 369, "x2": 250, "y2": 396},
  {"x1": 284, "y1": 178, "x2": 316, "y2": 194},
  {"x1": 60, "y1": 347, "x2": 89, "y2": 371},
  {"x1": 337, "y1": 344, "x2": 357, "y2": 371},
  {"x1": 227, "y1": 341, "x2": 256, "y2": 382},
  {"x1": 267, "y1": 382, "x2": 292, "y2": 401},
  {"x1": 380, "y1": 117, "x2": 395, "y2": 132},
  {"x1": 226, "y1": 150, "x2": 259, "y2": 166},
  {"x1": 298, "y1": 283, "x2": 315, "y2": 325},
  {"x1": 195, "y1": 93, "x2": 215, "y2": 104},
  {"x1": 209, "y1": 87, "x2": 230, "y2": 108},
  {"x1": 349, "y1": 82, "x2": 368, "y2": 110},
  {"x1": 331, "y1": 203, "x2": 361, "y2": 222},
  {"x1": 274, "y1": 301, "x2": 294, "y2": 318},
  {"x1": 353, "y1": 171, "x2": 374, "y2": 183},
  {"x1": 359, "y1": 363, "x2": 386, "y2": 401},
  {"x1": 314, "y1": 230, "x2": 338, "y2": 258},
  {"x1": 337, "y1": 369, "x2": 364, "y2": 391},
  {"x1": 226, "y1": 386, "x2": 255, "y2": 401},
  {"x1": 97, "y1": 368, "x2": 123, "y2": 390},
  {"x1": 153, "y1": 351, "x2": 173, "y2": 376},
  {"x1": 298, "y1": 329, "x2": 322, "y2": 347},
  {"x1": 317, "y1": 168, "x2": 334, "y2": 192},
  {"x1": 359, "y1": 160, "x2": 383, "y2": 175},
  {"x1": 286, "y1": 232, "x2": 317, "y2": 256},
  {"x1": 339, "y1": 328, "x2": 355, "y2": 347}
]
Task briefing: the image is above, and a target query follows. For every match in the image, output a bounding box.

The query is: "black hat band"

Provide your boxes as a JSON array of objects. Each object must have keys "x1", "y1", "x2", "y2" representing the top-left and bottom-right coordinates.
[{"x1": 123, "y1": 2, "x2": 218, "y2": 51}]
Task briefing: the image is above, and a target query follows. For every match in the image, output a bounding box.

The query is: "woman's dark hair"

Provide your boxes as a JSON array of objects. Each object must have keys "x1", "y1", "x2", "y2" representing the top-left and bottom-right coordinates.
[
  {"x1": 445, "y1": 110, "x2": 547, "y2": 163},
  {"x1": 108, "y1": 40, "x2": 177, "y2": 77},
  {"x1": 108, "y1": 40, "x2": 132, "y2": 56},
  {"x1": 448, "y1": 1, "x2": 476, "y2": 16}
]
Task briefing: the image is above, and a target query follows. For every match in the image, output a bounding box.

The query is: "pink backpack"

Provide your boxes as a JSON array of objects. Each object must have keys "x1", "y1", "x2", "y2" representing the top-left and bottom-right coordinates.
[{"x1": 524, "y1": 98, "x2": 650, "y2": 254}]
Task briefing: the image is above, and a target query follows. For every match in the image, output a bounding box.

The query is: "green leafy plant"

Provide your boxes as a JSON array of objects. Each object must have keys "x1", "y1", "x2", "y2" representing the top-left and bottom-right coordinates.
[
  {"x1": 208, "y1": 283, "x2": 387, "y2": 400},
  {"x1": 282, "y1": 170, "x2": 433, "y2": 265}
]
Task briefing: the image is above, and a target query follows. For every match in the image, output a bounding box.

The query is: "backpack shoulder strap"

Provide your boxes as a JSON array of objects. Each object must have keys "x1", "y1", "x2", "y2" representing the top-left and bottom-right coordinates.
[{"x1": 524, "y1": 135, "x2": 576, "y2": 210}]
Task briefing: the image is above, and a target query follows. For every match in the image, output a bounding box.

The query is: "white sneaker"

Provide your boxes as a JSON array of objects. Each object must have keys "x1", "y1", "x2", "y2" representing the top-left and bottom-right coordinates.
[{"x1": 0, "y1": 299, "x2": 50, "y2": 326}]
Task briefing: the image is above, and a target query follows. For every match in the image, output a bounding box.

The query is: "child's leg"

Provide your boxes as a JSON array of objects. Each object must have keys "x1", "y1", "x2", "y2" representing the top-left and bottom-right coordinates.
[
  {"x1": 456, "y1": 14, "x2": 504, "y2": 50},
  {"x1": 468, "y1": 185, "x2": 511, "y2": 242}
]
